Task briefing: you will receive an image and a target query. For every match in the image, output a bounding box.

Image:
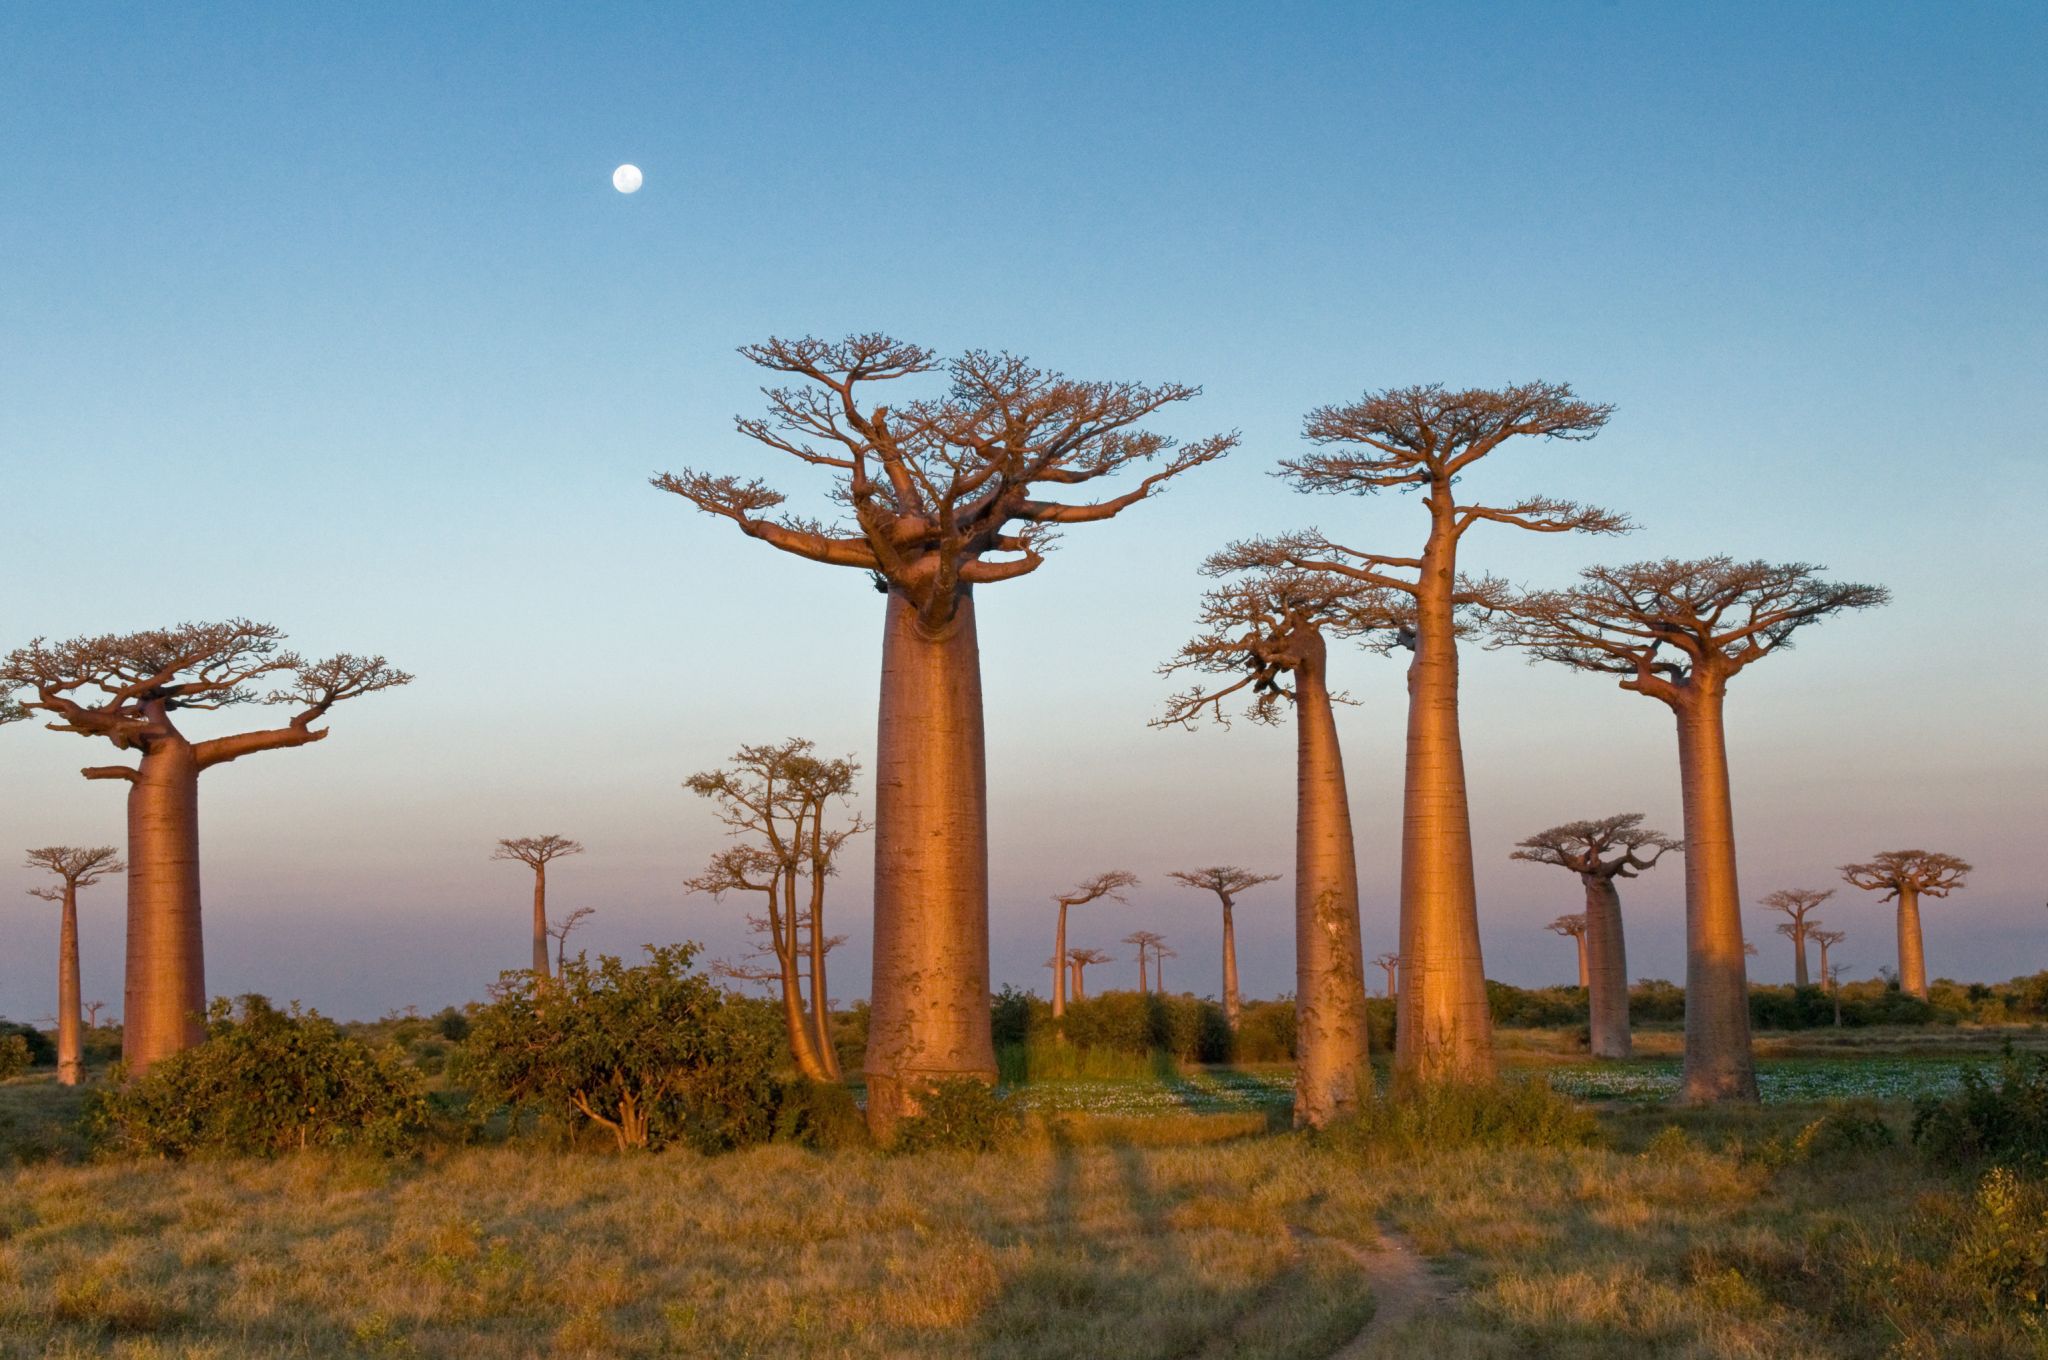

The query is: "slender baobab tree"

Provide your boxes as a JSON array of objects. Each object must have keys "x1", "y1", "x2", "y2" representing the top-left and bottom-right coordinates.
[
  {"x1": 1155, "y1": 941, "x2": 1178, "y2": 993},
  {"x1": 1166, "y1": 866, "x2": 1278, "y2": 1033},
  {"x1": 2, "y1": 622, "x2": 411, "y2": 1073},
  {"x1": 1546, "y1": 914, "x2": 1590, "y2": 987},
  {"x1": 655, "y1": 336, "x2": 1234, "y2": 1131},
  {"x1": 24, "y1": 846, "x2": 123, "y2": 1085},
  {"x1": 1840, "y1": 850, "x2": 1970, "y2": 1000},
  {"x1": 1159, "y1": 562, "x2": 1406, "y2": 1126},
  {"x1": 1812, "y1": 927, "x2": 1845, "y2": 998},
  {"x1": 492, "y1": 835, "x2": 584, "y2": 979},
  {"x1": 1273, "y1": 382, "x2": 1626, "y2": 1087},
  {"x1": 1067, "y1": 947, "x2": 1112, "y2": 1000},
  {"x1": 1123, "y1": 930, "x2": 1165, "y2": 992},
  {"x1": 84, "y1": 1001, "x2": 106, "y2": 1029},
  {"x1": 1499, "y1": 558, "x2": 1886, "y2": 1102},
  {"x1": 1512, "y1": 814, "x2": 1678, "y2": 1059},
  {"x1": 548, "y1": 906, "x2": 596, "y2": 978},
  {"x1": 1049, "y1": 871, "x2": 1138, "y2": 1020},
  {"x1": 1373, "y1": 952, "x2": 1400, "y2": 1000},
  {"x1": 1761, "y1": 888, "x2": 1832, "y2": 987},
  {"x1": 685, "y1": 740, "x2": 866, "y2": 1082}
]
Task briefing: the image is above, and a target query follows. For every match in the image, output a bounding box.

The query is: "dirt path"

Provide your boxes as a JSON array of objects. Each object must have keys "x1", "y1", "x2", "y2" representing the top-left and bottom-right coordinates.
[{"x1": 1294, "y1": 1223, "x2": 1450, "y2": 1357}]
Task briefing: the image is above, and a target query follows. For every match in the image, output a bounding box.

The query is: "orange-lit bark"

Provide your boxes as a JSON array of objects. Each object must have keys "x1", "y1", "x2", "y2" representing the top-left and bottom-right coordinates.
[
  {"x1": 1583, "y1": 881, "x2": 1628, "y2": 1056},
  {"x1": 124, "y1": 736, "x2": 207, "y2": 1071},
  {"x1": 57, "y1": 886, "x2": 81, "y2": 1084},
  {"x1": 1672, "y1": 687, "x2": 1756, "y2": 1103},
  {"x1": 1896, "y1": 886, "x2": 1926, "y2": 998},
  {"x1": 1840, "y1": 851, "x2": 1968, "y2": 1002}
]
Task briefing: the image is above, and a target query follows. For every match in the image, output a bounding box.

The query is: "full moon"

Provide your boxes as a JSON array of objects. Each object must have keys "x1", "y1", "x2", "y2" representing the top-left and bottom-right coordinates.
[{"x1": 612, "y1": 164, "x2": 643, "y2": 194}]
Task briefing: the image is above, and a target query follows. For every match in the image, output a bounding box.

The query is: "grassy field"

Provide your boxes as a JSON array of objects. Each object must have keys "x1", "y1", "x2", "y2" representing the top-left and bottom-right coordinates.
[{"x1": 3, "y1": 1032, "x2": 2045, "y2": 1358}]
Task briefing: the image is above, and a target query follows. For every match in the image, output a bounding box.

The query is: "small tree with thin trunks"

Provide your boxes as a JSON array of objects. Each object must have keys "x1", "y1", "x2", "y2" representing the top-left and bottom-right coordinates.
[
  {"x1": 2, "y1": 621, "x2": 411, "y2": 1073},
  {"x1": 655, "y1": 336, "x2": 1234, "y2": 1133},
  {"x1": 1512, "y1": 814, "x2": 1678, "y2": 1058},
  {"x1": 1840, "y1": 851, "x2": 1969, "y2": 1001},
  {"x1": 1811, "y1": 928, "x2": 1845, "y2": 995},
  {"x1": 1066, "y1": 947, "x2": 1112, "y2": 1001},
  {"x1": 1761, "y1": 888, "x2": 1832, "y2": 987},
  {"x1": 1373, "y1": 952, "x2": 1401, "y2": 1000},
  {"x1": 1167, "y1": 867, "x2": 1280, "y2": 1033},
  {"x1": 492, "y1": 835, "x2": 584, "y2": 979},
  {"x1": 1154, "y1": 941, "x2": 1178, "y2": 993},
  {"x1": 1499, "y1": 559, "x2": 1886, "y2": 1102},
  {"x1": 24, "y1": 846, "x2": 123, "y2": 1085},
  {"x1": 1122, "y1": 930, "x2": 1165, "y2": 992},
  {"x1": 548, "y1": 906, "x2": 596, "y2": 978},
  {"x1": 1546, "y1": 914, "x2": 1590, "y2": 987},
  {"x1": 1275, "y1": 381, "x2": 1626, "y2": 1087},
  {"x1": 1049, "y1": 872, "x2": 1138, "y2": 1021}
]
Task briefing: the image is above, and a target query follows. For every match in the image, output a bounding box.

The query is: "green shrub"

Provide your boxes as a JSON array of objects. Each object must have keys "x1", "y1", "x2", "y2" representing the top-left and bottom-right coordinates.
[
  {"x1": 1628, "y1": 979, "x2": 1687, "y2": 1024},
  {"x1": 0, "y1": 1033, "x2": 29, "y2": 1082},
  {"x1": 0, "y1": 1020, "x2": 54, "y2": 1070},
  {"x1": 771, "y1": 1078, "x2": 868, "y2": 1150},
  {"x1": 1486, "y1": 981, "x2": 1586, "y2": 1028},
  {"x1": 1233, "y1": 998, "x2": 1297, "y2": 1062},
  {"x1": 1953, "y1": 1167, "x2": 2048, "y2": 1324},
  {"x1": 1912, "y1": 1046, "x2": 2048, "y2": 1168},
  {"x1": 459, "y1": 943, "x2": 780, "y2": 1153},
  {"x1": 1321, "y1": 1077, "x2": 1599, "y2": 1161},
  {"x1": 89, "y1": 995, "x2": 428, "y2": 1157},
  {"x1": 892, "y1": 1077, "x2": 1021, "y2": 1153}
]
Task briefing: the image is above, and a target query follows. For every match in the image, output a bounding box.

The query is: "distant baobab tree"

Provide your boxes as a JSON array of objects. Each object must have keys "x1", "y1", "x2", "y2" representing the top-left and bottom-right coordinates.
[
  {"x1": 1811, "y1": 927, "x2": 1845, "y2": 997},
  {"x1": 2, "y1": 621, "x2": 411, "y2": 1073},
  {"x1": 1841, "y1": 851, "x2": 1970, "y2": 1000},
  {"x1": 24, "y1": 846, "x2": 123, "y2": 1085},
  {"x1": 1761, "y1": 888, "x2": 1832, "y2": 987},
  {"x1": 492, "y1": 835, "x2": 584, "y2": 979},
  {"x1": 1160, "y1": 562, "x2": 1405, "y2": 1125},
  {"x1": 1512, "y1": 814, "x2": 1678, "y2": 1059},
  {"x1": 1049, "y1": 872, "x2": 1138, "y2": 1021},
  {"x1": 1167, "y1": 867, "x2": 1279, "y2": 1034},
  {"x1": 655, "y1": 335, "x2": 1235, "y2": 1132},
  {"x1": 548, "y1": 906, "x2": 597, "y2": 978},
  {"x1": 1501, "y1": 559, "x2": 1886, "y2": 1103},
  {"x1": 1066, "y1": 947, "x2": 1113, "y2": 1001},
  {"x1": 1272, "y1": 382, "x2": 1626, "y2": 1088},
  {"x1": 1546, "y1": 914, "x2": 1589, "y2": 987},
  {"x1": 1154, "y1": 941, "x2": 1178, "y2": 993},
  {"x1": 685, "y1": 740, "x2": 866, "y2": 1083},
  {"x1": 1373, "y1": 952, "x2": 1400, "y2": 1000},
  {"x1": 1123, "y1": 930, "x2": 1165, "y2": 992},
  {"x1": 84, "y1": 1000, "x2": 107, "y2": 1029}
]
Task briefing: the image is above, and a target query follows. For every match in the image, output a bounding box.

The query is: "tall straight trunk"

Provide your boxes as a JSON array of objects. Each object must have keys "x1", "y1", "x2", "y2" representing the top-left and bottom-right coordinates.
[
  {"x1": 1072, "y1": 961, "x2": 1086, "y2": 1001},
  {"x1": 864, "y1": 588, "x2": 996, "y2": 1134},
  {"x1": 808, "y1": 920, "x2": 840, "y2": 1081},
  {"x1": 531, "y1": 863, "x2": 550, "y2": 977},
  {"x1": 1221, "y1": 905, "x2": 1241, "y2": 1029},
  {"x1": 1052, "y1": 903, "x2": 1069, "y2": 1019},
  {"x1": 124, "y1": 739, "x2": 206, "y2": 1074},
  {"x1": 57, "y1": 885, "x2": 83, "y2": 1086},
  {"x1": 1582, "y1": 876, "x2": 1631, "y2": 1059},
  {"x1": 1792, "y1": 932, "x2": 1810, "y2": 988},
  {"x1": 1896, "y1": 887, "x2": 1928, "y2": 998},
  {"x1": 1672, "y1": 685, "x2": 1757, "y2": 1103},
  {"x1": 1574, "y1": 935, "x2": 1589, "y2": 988},
  {"x1": 778, "y1": 940, "x2": 831, "y2": 1082},
  {"x1": 1394, "y1": 509, "x2": 1494, "y2": 1087},
  {"x1": 1137, "y1": 952, "x2": 1148, "y2": 993},
  {"x1": 1292, "y1": 645, "x2": 1372, "y2": 1128}
]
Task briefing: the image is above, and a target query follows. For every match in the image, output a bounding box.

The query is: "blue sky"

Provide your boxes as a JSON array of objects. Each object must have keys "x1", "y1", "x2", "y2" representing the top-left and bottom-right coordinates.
[{"x1": 3, "y1": 2, "x2": 2044, "y2": 1020}]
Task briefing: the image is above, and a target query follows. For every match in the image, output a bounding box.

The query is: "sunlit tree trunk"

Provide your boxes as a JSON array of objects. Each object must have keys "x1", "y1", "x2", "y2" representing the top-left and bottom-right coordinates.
[
  {"x1": 1052, "y1": 902, "x2": 1070, "y2": 1020},
  {"x1": 1896, "y1": 886, "x2": 1928, "y2": 999},
  {"x1": 1672, "y1": 683, "x2": 1757, "y2": 1103},
  {"x1": 864, "y1": 588, "x2": 996, "y2": 1135},
  {"x1": 1293, "y1": 639, "x2": 1371, "y2": 1127},
  {"x1": 1395, "y1": 506, "x2": 1494, "y2": 1087},
  {"x1": 807, "y1": 883, "x2": 841, "y2": 1080},
  {"x1": 1222, "y1": 904, "x2": 1241, "y2": 1029},
  {"x1": 57, "y1": 884, "x2": 83, "y2": 1086},
  {"x1": 1582, "y1": 876, "x2": 1631, "y2": 1059},
  {"x1": 531, "y1": 863, "x2": 550, "y2": 977},
  {"x1": 124, "y1": 737, "x2": 206, "y2": 1074},
  {"x1": 1792, "y1": 932, "x2": 1811, "y2": 988}
]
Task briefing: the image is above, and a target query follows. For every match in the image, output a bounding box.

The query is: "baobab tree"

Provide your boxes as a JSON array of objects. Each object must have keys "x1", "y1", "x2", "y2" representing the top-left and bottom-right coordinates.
[
  {"x1": 1165, "y1": 867, "x2": 1280, "y2": 1033},
  {"x1": 548, "y1": 906, "x2": 597, "y2": 978},
  {"x1": 1761, "y1": 888, "x2": 1832, "y2": 987},
  {"x1": 1499, "y1": 558, "x2": 1887, "y2": 1102},
  {"x1": 1373, "y1": 952, "x2": 1400, "y2": 1000},
  {"x1": 24, "y1": 846, "x2": 123, "y2": 1085},
  {"x1": 685, "y1": 740, "x2": 866, "y2": 1082},
  {"x1": 1067, "y1": 947, "x2": 1113, "y2": 1001},
  {"x1": 84, "y1": 1001, "x2": 106, "y2": 1029},
  {"x1": 1511, "y1": 814, "x2": 1678, "y2": 1059},
  {"x1": 1812, "y1": 927, "x2": 1845, "y2": 997},
  {"x1": 1546, "y1": 914, "x2": 1589, "y2": 987},
  {"x1": 655, "y1": 335, "x2": 1234, "y2": 1131},
  {"x1": 2, "y1": 621, "x2": 411, "y2": 1073},
  {"x1": 1154, "y1": 941, "x2": 1178, "y2": 993},
  {"x1": 1273, "y1": 382, "x2": 1626, "y2": 1087},
  {"x1": 1158, "y1": 561, "x2": 1406, "y2": 1124},
  {"x1": 1840, "y1": 850, "x2": 1970, "y2": 1000},
  {"x1": 1123, "y1": 930, "x2": 1165, "y2": 992},
  {"x1": 492, "y1": 835, "x2": 584, "y2": 979},
  {"x1": 1049, "y1": 871, "x2": 1138, "y2": 1020}
]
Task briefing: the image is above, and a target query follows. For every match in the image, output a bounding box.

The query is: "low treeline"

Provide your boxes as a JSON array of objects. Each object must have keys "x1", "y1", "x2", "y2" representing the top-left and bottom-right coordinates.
[{"x1": 1492, "y1": 973, "x2": 2048, "y2": 1032}]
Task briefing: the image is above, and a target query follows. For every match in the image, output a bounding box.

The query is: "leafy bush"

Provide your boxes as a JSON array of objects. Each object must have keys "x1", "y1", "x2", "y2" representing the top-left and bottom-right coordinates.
[
  {"x1": 89, "y1": 995, "x2": 428, "y2": 1157},
  {"x1": 771, "y1": 1078, "x2": 868, "y2": 1150},
  {"x1": 460, "y1": 943, "x2": 780, "y2": 1153},
  {"x1": 1912, "y1": 1046, "x2": 2048, "y2": 1168},
  {"x1": 0, "y1": 1020, "x2": 54, "y2": 1070},
  {"x1": 1233, "y1": 998, "x2": 1297, "y2": 1062},
  {"x1": 1629, "y1": 979, "x2": 1687, "y2": 1024},
  {"x1": 993, "y1": 989, "x2": 1233, "y2": 1065},
  {"x1": 1487, "y1": 981, "x2": 1586, "y2": 1028},
  {"x1": 0, "y1": 1034, "x2": 29, "y2": 1082},
  {"x1": 1321, "y1": 1077, "x2": 1599, "y2": 1161},
  {"x1": 1953, "y1": 1167, "x2": 2048, "y2": 1324},
  {"x1": 892, "y1": 1077, "x2": 1021, "y2": 1153}
]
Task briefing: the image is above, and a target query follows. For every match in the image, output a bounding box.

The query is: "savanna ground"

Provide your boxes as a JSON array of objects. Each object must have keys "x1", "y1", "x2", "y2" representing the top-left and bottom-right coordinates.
[{"x1": 5, "y1": 1026, "x2": 2047, "y2": 1360}]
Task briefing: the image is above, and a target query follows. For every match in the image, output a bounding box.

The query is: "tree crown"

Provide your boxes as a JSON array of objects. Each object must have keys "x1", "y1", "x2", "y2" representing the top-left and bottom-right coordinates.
[
  {"x1": 1167, "y1": 865, "x2": 1280, "y2": 902},
  {"x1": 1054, "y1": 870, "x2": 1139, "y2": 909},
  {"x1": 1547, "y1": 913, "x2": 1589, "y2": 938},
  {"x1": 1511, "y1": 813, "x2": 1679, "y2": 879},
  {"x1": 492, "y1": 834, "x2": 585, "y2": 869},
  {"x1": 1840, "y1": 850, "x2": 1971, "y2": 901},
  {"x1": 24, "y1": 845, "x2": 124, "y2": 900},
  {"x1": 1760, "y1": 887, "x2": 1834, "y2": 923},
  {"x1": 654, "y1": 335, "x2": 1236, "y2": 628}
]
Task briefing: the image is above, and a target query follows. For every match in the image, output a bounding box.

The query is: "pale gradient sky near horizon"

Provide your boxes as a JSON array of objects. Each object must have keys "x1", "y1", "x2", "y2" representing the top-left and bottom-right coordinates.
[{"x1": 2, "y1": 2, "x2": 2044, "y2": 1023}]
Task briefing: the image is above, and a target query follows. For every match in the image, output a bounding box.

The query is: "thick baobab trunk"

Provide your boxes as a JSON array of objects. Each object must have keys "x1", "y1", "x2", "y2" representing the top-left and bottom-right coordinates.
[
  {"x1": 1582, "y1": 876, "x2": 1631, "y2": 1060},
  {"x1": 1792, "y1": 932, "x2": 1810, "y2": 988},
  {"x1": 1394, "y1": 518, "x2": 1494, "y2": 1087},
  {"x1": 1896, "y1": 886, "x2": 1928, "y2": 999},
  {"x1": 1221, "y1": 904, "x2": 1242, "y2": 1029},
  {"x1": 864, "y1": 588, "x2": 996, "y2": 1136},
  {"x1": 1052, "y1": 903, "x2": 1069, "y2": 1019},
  {"x1": 531, "y1": 863, "x2": 550, "y2": 977},
  {"x1": 1071, "y1": 960, "x2": 1086, "y2": 1001},
  {"x1": 1292, "y1": 646, "x2": 1371, "y2": 1128},
  {"x1": 1574, "y1": 934, "x2": 1589, "y2": 988},
  {"x1": 1672, "y1": 687, "x2": 1757, "y2": 1103},
  {"x1": 57, "y1": 885, "x2": 83, "y2": 1086},
  {"x1": 124, "y1": 739, "x2": 206, "y2": 1074}
]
